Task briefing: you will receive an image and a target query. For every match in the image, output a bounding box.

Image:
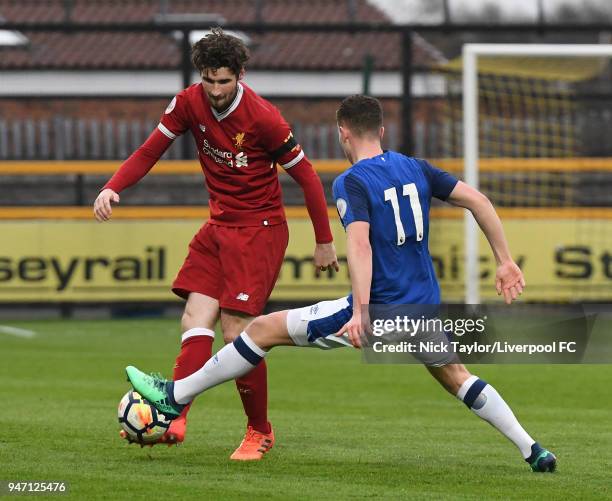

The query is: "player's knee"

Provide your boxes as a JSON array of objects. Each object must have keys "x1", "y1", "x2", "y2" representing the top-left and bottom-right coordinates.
[
  {"x1": 446, "y1": 364, "x2": 472, "y2": 393},
  {"x1": 180, "y1": 310, "x2": 197, "y2": 332},
  {"x1": 220, "y1": 309, "x2": 253, "y2": 343},
  {"x1": 245, "y1": 312, "x2": 290, "y2": 350},
  {"x1": 245, "y1": 315, "x2": 272, "y2": 347},
  {"x1": 431, "y1": 363, "x2": 472, "y2": 395},
  {"x1": 221, "y1": 319, "x2": 246, "y2": 343},
  {"x1": 222, "y1": 329, "x2": 241, "y2": 343},
  {"x1": 181, "y1": 293, "x2": 219, "y2": 332}
]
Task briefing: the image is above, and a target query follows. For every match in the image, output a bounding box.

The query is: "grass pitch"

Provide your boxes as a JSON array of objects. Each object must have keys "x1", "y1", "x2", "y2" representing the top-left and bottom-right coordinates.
[{"x1": 1, "y1": 318, "x2": 611, "y2": 500}]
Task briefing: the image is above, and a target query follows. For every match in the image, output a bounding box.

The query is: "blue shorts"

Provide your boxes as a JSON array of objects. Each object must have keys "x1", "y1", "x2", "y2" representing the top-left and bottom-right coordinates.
[{"x1": 286, "y1": 296, "x2": 354, "y2": 349}]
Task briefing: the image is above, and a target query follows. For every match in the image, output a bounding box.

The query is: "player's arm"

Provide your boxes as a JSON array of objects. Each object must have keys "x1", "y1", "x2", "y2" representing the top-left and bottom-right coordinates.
[
  {"x1": 332, "y1": 174, "x2": 372, "y2": 347},
  {"x1": 336, "y1": 221, "x2": 372, "y2": 348},
  {"x1": 93, "y1": 128, "x2": 173, "y2": 221},
  {"x1": 93, "y1": 94, "x2": 187, "y2": 222},
  {"x1": 446, "y1": 181, "x2": 525, "y2": 304},
  {"x1": 284, "y1": 159, "x2": 339, "y2": 275}
]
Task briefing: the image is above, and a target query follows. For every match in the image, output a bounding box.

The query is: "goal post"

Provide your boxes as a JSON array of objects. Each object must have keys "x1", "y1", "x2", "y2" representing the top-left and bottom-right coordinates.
[{"x1": 461, "y1": 43, "x2": 612, "y2": 304}]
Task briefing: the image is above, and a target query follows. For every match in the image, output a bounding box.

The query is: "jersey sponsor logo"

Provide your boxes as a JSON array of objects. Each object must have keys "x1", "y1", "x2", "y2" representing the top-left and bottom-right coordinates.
[
  {"x1": 233, "y1": 131, "x2": 246, "y2": 150},
  {"x1": 336, "y1": 198, "x2": 348, "y2": 219},
  {"x1": 165, "y1": 97, "x2": 176, "y2": 114},
  {"x1": 236, "y1": 292, "x2": 250, "y2": 301},
  {"x1": 201, "y1": 138, "x2": 249, "y2": 169},
  {"x1": 202, "y1": 138, "x2": 233, "y2": 167}
]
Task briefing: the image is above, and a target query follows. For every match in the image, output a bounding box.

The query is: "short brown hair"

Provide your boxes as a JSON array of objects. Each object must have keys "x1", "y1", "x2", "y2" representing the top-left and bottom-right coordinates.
[
  {"x1": 191, "y1": 27, "x2": 249, "y2": 76},
  {"x1": 336, "y1": 95, "x2": 383, "y2": 137}
]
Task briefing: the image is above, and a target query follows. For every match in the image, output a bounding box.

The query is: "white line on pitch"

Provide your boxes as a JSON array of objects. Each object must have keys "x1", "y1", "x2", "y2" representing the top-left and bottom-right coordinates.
[{"x1": 0, "y1": 325, "x2": 37, "y2": 338}]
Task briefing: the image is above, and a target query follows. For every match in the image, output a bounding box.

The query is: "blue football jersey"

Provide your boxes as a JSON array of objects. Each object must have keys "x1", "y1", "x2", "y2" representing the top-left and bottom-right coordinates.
[{"x1": 332, "y1": 151, "x2": 458, "y2": 305}]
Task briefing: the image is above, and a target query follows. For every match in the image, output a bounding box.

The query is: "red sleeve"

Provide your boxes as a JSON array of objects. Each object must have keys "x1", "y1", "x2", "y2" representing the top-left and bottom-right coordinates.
[
  {"x1": 159, "y1": 92, "x2": 190, "y2": 139},
  {"x1": 285, "y1": 159, "x2": 334, "y2": 244},
  {"x1": 103, "y1": 128, "x2": 173, "y2": 193},
  {"x1": 259, "y1": 108, "x2": 306, "y2": 169}
]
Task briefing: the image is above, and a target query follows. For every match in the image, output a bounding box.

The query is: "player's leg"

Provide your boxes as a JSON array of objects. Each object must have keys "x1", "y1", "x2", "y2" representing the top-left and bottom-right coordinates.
[
  {"x1": 215, "y1": 222, "x2": 289, "y2": 460},
  {"x1": 163, "y1": 223, "x2": 222, "y2": 444},
  {"x1": 220, "y1": 309, "x2": 295, "y2": 460},
  {"x1": 120, "y1": 292, "x2": 217, "y2": 447},
  {"x1": 220, "y1": 309, "x2": 271, "y2": 440},
  {"x1": 160, "y1": 292, "x2": 218, "y2": 443},
  {"x1": 427, "y1": 363, "x2": 556, "y2": 472},
  {"x1": 164, "y1": 296, "x2": 353, "y2": 403},
  {"x1": 125, "y1": 298, "x2": 352, "y2": 426},
  {"x1": 125, "y1": 309, "x2": 293, "y2": 450}
]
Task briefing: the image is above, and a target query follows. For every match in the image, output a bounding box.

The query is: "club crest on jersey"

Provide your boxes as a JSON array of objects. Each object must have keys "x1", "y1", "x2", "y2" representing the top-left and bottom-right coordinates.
[
  {"x1": 336, "y1": 198, "x2": 348, "y2": 219},
  {"x1": 233, "y1": 132, "x2": 246, "y2": 150},
  {"x1": 165, "y1": 97, "x2": 176, "y2": 114}
]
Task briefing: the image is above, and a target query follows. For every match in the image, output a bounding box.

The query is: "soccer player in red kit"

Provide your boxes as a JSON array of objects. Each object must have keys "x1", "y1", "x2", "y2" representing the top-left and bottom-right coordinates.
[{"x1": 93, "y1": 28, "x2": 338, "y2": 460}]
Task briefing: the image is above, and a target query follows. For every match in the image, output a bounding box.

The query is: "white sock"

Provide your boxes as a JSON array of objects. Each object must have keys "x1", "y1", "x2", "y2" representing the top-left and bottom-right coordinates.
[
  {"x1": 181, "y1": 327, "x2": 215, "y2": 342},
  {"x1": 457, "y1": 375, "x2": 535, "y2": 459},
  {"x1": 173, "y1": 331, "x2": 266, "y2": 404}
]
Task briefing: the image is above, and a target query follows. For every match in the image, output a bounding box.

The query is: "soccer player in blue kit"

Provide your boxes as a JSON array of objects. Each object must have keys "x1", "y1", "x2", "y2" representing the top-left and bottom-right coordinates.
[{"x1": 127, "y1": 95, "x2": 556, "y2": 472}]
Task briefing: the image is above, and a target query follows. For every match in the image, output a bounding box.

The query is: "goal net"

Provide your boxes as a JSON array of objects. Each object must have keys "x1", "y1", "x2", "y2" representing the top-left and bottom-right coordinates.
[{"x1": 434, "y1": 44, "x2": 612, "y2": 303}]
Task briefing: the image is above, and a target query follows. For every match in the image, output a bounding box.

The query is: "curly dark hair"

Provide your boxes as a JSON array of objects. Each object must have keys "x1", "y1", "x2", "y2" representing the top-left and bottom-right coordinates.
[
  {"x1": 191, "y1": 27, "x2": 250, "y2": 76},
  {"x1": 336, "y1": 95, "x2": 383, "y2": 137}
]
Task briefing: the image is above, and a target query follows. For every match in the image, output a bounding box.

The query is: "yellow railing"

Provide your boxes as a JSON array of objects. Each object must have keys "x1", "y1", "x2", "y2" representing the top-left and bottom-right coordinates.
[
  {"x1": 3, "y1": 159, "x2": 612, "y2": 220},
  {"x1": 4, "y1": 158, "x2": 612, "y2": 175},
  {"x1": 3, "y1": 206, "x2": 612, "y2": 220}
]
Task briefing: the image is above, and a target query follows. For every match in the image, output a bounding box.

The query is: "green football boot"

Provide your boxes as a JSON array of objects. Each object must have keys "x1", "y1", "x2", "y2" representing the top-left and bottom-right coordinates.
[
  {"x1": 527, "y1": 443, "x2": 557, "y2": 473},
  {"x1": 125, "y1": 366, "x2": 184, "y2": 419}
]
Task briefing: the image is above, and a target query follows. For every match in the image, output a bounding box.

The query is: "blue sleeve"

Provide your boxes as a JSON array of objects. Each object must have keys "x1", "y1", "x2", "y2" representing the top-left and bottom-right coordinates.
[
  {"x1": 332, "y1": 173, "x2": 370, "y2": 229},
  {"x1": 417, "y1": 159, "x2": 458, "y2": 201}
]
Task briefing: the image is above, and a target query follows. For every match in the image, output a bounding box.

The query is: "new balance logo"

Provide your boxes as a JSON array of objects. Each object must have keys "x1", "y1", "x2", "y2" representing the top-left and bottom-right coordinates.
[
  {"x1": 236, "y1": 292, "x2": 250, "y2": 301},
  {"x1": 310, "y1": 304, "x2": 319, "y2": 315}
]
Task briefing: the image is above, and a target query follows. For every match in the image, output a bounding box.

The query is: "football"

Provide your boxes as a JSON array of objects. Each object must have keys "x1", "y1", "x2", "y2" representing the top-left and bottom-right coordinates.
[{"x1": 117, "y1": 390, "x2": 171, "y2": 444}]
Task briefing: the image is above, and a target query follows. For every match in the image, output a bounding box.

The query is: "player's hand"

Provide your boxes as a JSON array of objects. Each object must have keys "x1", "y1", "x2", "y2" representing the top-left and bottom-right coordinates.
[
  {"x1": 313, "y1": 242, "x2": 340, "y2": 277},
  {"x1": 334, "y1": 310, "x2": 372, "y2": 349},
  {"x1": 93, "y1": 188, "x2": 120, "y2": 222},
  {"x1": 495, "y1": 260, "x2": 525, "y2": 305}
]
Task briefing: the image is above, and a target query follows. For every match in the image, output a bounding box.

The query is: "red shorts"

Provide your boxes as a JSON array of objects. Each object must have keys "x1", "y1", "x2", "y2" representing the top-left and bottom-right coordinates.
[{"x1": 172, "y1": 222, "x2": 289, "y2": 316}]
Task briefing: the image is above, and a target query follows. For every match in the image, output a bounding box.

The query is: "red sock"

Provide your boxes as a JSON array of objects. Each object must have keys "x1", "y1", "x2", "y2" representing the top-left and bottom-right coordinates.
[
  {"x1": 235, "y1": 360, "x2": 271, "y2": 434},
  {"x1": 172, "y1": 334, "x2": 214, "y2": 418}
]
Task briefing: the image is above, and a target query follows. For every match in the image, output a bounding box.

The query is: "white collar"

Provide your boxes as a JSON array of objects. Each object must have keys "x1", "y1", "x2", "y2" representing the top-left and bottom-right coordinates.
[{"x1": 211, "y1": 83, "x2": 244, "y2": 122}]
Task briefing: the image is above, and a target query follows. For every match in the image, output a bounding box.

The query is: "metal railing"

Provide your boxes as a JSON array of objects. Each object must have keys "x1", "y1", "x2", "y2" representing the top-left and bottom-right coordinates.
[{"x1": 0, "y1": 117, "x2": 448, "y2": 161}]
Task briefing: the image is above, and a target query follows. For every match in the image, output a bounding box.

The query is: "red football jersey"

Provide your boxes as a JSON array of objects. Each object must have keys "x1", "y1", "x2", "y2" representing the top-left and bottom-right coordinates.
[{"x1": 159, "y1": 82, "x2": 303, "y2": 226}]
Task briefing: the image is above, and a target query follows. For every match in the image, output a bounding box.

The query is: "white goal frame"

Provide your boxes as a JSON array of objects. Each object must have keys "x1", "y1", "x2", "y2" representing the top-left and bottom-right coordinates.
[{"x1": 462, "y1": 43, "x2": 612, "y2": 303}]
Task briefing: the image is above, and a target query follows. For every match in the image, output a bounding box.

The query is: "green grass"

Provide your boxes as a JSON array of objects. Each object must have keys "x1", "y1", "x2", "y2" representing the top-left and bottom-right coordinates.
[{"x1": 1, "y1": 318, "x2": 611, "y2": 500}]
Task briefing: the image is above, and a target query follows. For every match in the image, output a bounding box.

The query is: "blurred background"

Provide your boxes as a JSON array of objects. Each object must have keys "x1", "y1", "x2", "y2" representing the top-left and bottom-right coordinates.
[{"x1": 2, "y1": 0, "x2": 612, "y2": 318}]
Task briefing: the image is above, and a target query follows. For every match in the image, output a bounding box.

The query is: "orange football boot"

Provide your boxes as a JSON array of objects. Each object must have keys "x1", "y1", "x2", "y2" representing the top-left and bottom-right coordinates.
[
  {"x1": 158, "y1": 414, "x2": 187, "y2": 445},
  {"x1": 230, "y1": 426, "x2": 275, "y2": 461}
]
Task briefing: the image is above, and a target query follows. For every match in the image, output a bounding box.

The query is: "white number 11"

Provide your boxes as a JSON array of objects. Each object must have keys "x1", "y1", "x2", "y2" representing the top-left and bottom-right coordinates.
[{"x1": 383, "y1": 183, "x2": 423, "y2": 245}]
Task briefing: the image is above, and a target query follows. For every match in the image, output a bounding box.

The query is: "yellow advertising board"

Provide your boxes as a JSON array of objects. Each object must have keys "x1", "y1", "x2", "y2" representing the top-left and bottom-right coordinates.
[{"x1": 0, "y1": 217, "x2": 611, "y2": 302}]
